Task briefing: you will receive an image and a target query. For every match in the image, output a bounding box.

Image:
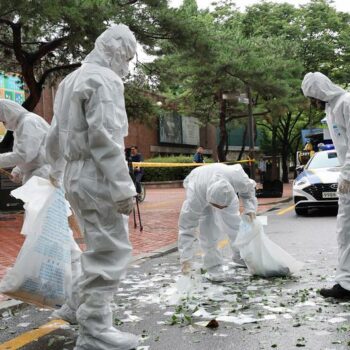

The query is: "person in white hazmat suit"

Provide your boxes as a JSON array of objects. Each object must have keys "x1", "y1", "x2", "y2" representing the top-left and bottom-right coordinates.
[
  {"x1": 302, "y1": 72, "x2": 350, "y2": 299},
  {"x1": 178, "y1": 163, "x2": 258, "y2": 280},
  {"x1": 0, "y1": 99, "x2": 82, "y2": 325},
  {"x1": 46, "y1": 25, "x2": 139, "y2": 350},
  {"x1": 0, "y1": 99, "x2": 50, "y2": 184}
]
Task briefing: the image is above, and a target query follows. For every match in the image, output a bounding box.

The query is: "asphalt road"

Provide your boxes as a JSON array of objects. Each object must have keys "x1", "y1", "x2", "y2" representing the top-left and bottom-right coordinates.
[{"x1": 1, "y1": 203, "x2": 349, "y2": 350}]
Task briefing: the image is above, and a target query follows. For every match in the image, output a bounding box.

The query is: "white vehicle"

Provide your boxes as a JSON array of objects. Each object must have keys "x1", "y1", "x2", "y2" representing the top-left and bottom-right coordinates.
[{"x1": 293, "y1": 150, "x2": 340, "y2": 215}]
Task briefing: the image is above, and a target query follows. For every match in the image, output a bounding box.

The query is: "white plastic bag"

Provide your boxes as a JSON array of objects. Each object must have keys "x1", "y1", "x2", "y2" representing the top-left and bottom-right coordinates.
[
  {"x1": 0, "y1": 176, "x2": 73, "y2": 308},
  {"x1": 234, "y1": 217, "x2": 302, "y2": 277}
]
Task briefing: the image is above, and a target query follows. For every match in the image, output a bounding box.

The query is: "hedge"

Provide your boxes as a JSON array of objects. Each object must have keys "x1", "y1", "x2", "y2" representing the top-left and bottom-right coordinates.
[{"x1": 141, "y1": 155, "x2": 213, "y2": 182}]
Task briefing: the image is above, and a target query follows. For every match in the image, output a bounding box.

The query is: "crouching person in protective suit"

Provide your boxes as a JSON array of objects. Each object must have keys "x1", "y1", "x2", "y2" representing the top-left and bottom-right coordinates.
[{"x1": 178, "y1": 163, "x2": 257, "y2": 282}]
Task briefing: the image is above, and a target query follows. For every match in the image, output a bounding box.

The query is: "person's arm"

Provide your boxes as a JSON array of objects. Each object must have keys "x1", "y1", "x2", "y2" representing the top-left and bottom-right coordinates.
[
  {"x1": 339, "y1": 102, "x2": 350, "y2": 182},
  {"x1": 85, "y1": 80, "x2": 136, "y2": 202},
  {"x1": 193, "y1": 153, "x2": 199, "y2": 163},
  {"x1": 46, "y1": 115, "x2": 66, "y2": 184},
  {"x1": 10, "y1": 166, "x2": 23, "y2": 184},
  {"x1": 0, "y1": 116, "x2": 42, "y2": 169},
  {"x1": 232, "y1": 165, "x2": 258, "y2": 214},
  {"x1": 0, "y1": 152, "x2": 24, "y2": 169}
]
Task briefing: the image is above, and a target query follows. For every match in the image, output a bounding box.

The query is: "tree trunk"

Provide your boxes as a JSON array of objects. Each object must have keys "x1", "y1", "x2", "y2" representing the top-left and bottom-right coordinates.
[
  {"x1": 217, "y1": 96, "x2": 227, "y2": 162},
  {"x1": 281, "y1": 146, "x2": 289, "y2": 183},
  {"x1": 246, "y1": 84, "x2": 255, "y2": 180},
  {"x1": 237, "y1": 122, "x2": 248, "y2": 161},
  {"x1": 271, "y1": 124, "x2": 279, "y2": 180}
]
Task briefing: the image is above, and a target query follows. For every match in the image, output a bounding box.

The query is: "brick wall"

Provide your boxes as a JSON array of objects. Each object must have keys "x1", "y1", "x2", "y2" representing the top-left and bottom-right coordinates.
[
  {"x1": 125, "y1": 119, "x2": 159, "y2": 159},
  {"x1": 33, "y1": 85, "x2": 56, "y2": 124},
  {"x1": 34, "y1": 85, "x2": 217, "y2": 160}
]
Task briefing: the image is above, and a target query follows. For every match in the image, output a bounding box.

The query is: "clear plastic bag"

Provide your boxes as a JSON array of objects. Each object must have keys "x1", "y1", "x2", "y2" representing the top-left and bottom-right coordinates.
[
  {"x1": 234, "y1": 217, "x2": 302, "y2": 277},
  {"x1": 0, "y1": 176, "x2": 73, "y2": 308}
]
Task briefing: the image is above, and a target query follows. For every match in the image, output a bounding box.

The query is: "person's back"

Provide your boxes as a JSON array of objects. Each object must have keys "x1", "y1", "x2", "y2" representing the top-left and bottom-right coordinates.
[
  {"x1": 53, "y1": 66, "x2": 127, "y2": 163},
  {"x1": 185, "y1": 163, "x2": 255, "y2": 203},
  {"x1": 0, "y1": 99, "x2": 50, "y2": 183},
  {"x1": 193, "y1": 146, "x2": 204, "y2": 163}
]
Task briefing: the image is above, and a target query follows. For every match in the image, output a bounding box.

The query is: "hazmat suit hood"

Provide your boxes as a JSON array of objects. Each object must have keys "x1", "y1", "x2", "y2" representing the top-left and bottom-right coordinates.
[
  {"x1": 301, "y1": 72, "x2": 345, "y2": 102},
  {"x1": 0, "y1": 99, "x2": 27, "y2": 131},
  {"x1": 84, "y1": 24, "x2": 137, "y2": 78},
  {"x1": 206, "y1": 176, "x2": 235, "y2": 207}
]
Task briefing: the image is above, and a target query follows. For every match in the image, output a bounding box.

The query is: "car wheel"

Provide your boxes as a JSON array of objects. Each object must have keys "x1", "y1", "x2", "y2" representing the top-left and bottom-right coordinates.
[{"x1": 295, "y1": 207, "x2": 308, "y2": 216}]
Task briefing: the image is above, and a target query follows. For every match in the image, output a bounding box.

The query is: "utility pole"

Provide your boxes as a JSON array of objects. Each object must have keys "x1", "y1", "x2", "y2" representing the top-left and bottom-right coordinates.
[{"x1": 246, "y1": 84, "x2": 255, "y2": 180}]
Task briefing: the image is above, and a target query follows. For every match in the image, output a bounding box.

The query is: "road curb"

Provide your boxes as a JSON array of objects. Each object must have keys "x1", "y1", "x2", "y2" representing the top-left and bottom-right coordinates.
[
  {"x1": 258, "y1": 196, "x2": 292, "y2": 207},
  {"x1": 0, "y1": 299, "x2": 24, "y2": 314},
  {"x1": 259, "y1": 197, "x2": 293, "y2": 215},
  {"x1": 132, "y1": 242, "x2": 178, "y2": 263}
]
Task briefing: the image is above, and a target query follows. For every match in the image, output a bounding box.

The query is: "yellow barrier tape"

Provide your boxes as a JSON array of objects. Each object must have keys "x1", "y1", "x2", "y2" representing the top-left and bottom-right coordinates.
[{"x1": 132, "y1": 159, "x2": 256, "y2": 168}]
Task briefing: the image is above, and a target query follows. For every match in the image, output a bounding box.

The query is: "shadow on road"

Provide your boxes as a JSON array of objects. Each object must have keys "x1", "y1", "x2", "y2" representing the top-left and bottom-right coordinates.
[{"x1": 299, "y1": 207, "x2": 338, "y2": 217}]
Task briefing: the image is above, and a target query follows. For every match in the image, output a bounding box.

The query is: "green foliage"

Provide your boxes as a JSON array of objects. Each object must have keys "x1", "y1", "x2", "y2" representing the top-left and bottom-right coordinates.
[
  {"x1": 145, "y1": 1, "x2": 304, "y2": 161},
  {"x1": 0, "y1": 0, "x2": 197, "y2": 112}
]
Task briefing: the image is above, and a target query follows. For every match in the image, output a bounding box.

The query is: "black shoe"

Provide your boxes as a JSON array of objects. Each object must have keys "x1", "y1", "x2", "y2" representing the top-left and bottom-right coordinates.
[{"x1": 320, "y1": 284, "x2": 350, "y2": 299}]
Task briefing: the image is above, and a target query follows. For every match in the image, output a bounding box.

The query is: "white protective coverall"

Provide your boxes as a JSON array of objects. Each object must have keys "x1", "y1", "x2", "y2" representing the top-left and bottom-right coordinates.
[
  {"x1": 0, "y1": 99, "x2": 50, "y2": 183},
  {"x1": 0, "y1": 100, "x2": 81, "y2": 324},
  {"x1": 178, "y1": 163, "x2": 257, "y2": 272},
  {"x1": 302, "y1": 72, "x2": 350, "y2": 291},
  {"x1": 46, "y1": 25, "x2": 138, "y2": 350}
]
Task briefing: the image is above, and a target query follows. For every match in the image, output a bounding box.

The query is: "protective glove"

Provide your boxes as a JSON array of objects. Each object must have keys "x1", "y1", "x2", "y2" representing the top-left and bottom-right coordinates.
[
  {"x1": 245, "y1": 212, "x2": 256, "y2": 222},
  {"x1": 10, "y1": 168, "x2": 22, "y2": 184},
  {"x1": 338, "y1": 178, "x2": 350, "y2": 194},
  {"x1": 49, "y1": 174, "x2": 60, "y2": 188},
  {"x1": 181, "y1": 260, "x2": 192, "y2": 275},
  {"x1": 115, "y1": 197, "x2": 134, "y2": 215}
]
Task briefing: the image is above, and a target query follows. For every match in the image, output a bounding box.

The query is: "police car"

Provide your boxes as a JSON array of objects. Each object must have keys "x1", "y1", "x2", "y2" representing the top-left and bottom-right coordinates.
[{"x1": 293, "y1": 150, "x2": 340, "y2": 215}]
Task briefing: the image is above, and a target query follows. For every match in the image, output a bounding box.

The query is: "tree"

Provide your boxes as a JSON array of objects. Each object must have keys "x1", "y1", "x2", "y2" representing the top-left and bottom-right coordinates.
[
  {"x1": 146, "y1": 1, "x2": 302, "y2": 163},
  {"x1": 241, "y1": 0, "x2": 350, "y2": 182},
  {"x1": 0, "y1": 0, "x2": 202, "y2": 149}
]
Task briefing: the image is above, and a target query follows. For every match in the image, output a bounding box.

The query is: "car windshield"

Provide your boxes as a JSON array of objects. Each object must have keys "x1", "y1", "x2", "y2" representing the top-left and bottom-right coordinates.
[{"x1": 307, "y1": 151, "x2": 340, "y2": 169}]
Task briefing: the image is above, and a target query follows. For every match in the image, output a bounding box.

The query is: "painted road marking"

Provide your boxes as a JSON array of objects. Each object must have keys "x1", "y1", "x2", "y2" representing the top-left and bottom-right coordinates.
[
  {"x1": 277, "y1": 204, "x2": 295, "y2": 215},
  {"x1": 0, "y1": 320, "x2": 67, "y2": 350}
]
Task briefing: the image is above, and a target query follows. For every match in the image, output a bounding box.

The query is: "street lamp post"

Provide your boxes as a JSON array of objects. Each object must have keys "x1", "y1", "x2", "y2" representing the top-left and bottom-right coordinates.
[
  {"x1": 246, "y1": 84, "x2": 255, "y2": 180},
  {"x1": 222, "y1": 89, "x2": 255, "y2": 180}
]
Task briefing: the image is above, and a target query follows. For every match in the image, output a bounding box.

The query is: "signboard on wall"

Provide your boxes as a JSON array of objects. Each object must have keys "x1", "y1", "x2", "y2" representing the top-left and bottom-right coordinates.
[
  {"x1": 159, "y1": 112, "x2": 182, "y2": 144},
  {"x1": 159, "y1": 112, "x2": 201, "y2": 146},
  {"x1": 0, "y1": 72, "x2": 25, "y2": 139},
  {"x1": 0, "y1": 72, "x2": 25, "y2": 105},
  {"x1": 182, "y1": 116, "x2": 200, "y2": 146}
]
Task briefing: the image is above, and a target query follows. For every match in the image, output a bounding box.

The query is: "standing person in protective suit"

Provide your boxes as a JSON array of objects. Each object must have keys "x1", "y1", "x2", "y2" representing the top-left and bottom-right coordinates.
[
  {"x1": 46, "y1": 24, "x2": 139, "y2": 350},
  {"x1": 0, "y1": 99, "x2": 50, "y2": 184},
  {"x1": 178, "y1": 163, "x2": 257, "y2": 281},
  {"x1": 302, "y1": 72, "x2": 350, "y2": 299}
]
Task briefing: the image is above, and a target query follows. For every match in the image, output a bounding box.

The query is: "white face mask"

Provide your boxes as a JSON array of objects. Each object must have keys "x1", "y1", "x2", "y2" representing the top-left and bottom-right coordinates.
[{"x1": 111, "y1": 60, "x2": 130, "y2": 78}]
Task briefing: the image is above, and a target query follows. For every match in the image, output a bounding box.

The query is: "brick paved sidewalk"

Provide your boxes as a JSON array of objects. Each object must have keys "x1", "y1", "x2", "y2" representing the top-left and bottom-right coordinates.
[{"x1": 0, "y1": 183, "x2": 292, "y2": 302}]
